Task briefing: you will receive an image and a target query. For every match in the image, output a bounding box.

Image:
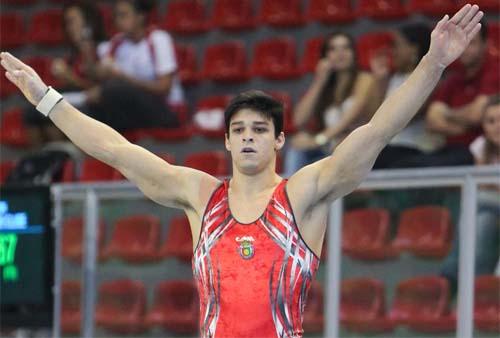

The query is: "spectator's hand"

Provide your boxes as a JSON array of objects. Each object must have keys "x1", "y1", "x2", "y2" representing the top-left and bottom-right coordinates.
[
  {"x1": 314, "y1": 58, "x2": 335, "y2": 82},
  {"x1": 291, "y1": 132, "x2": 318, "y2": 150},
  {"x1": 51, "y1": 58, "x2": 71, "y2": 80},
  {"x1": 370, "y1": 50, "x2": 390, "y2": 80},
  {"x1": 97, "y1": 57, "x2": 124, "y2": 79},
  {"x1": 85, "y1": 86, "x2": 101, "y2": 104},
  {"x1": 427, "y1": 4, "x2": 483, "y2": 68},
  {"x1": 0, "y1": 52, "x2": 48, "y2": 105}
]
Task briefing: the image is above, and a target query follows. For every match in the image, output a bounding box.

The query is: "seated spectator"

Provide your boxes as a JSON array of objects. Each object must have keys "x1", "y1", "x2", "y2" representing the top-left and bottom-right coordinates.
[
  {"x1": 284, "y1": 32, "x2": 377, "y2": 176},
  {"x1": 83, "y1": 0, "x2": 183, "y2": 131},
  {"x1": 370, "y1": 23, "x2": 445, "y2": 169},
  {"x1": 441, "y1": 95, "x2": 500, "y2": 295},
  {"x1": 23, "y1": 0, "x2": 106, "y2": 147}
]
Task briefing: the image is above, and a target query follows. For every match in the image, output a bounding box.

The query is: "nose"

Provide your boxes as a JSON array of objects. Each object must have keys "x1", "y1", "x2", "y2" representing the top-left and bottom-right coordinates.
[{"x1": 242, "y1": 129, "x2": 254, "y2": 142}]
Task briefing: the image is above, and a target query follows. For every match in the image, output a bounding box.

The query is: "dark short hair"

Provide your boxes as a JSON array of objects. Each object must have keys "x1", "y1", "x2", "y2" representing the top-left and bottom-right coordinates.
[
  {"x1": 116, "y1": 0, "x2": 155, "y2": 13},
  {"x1": 224, "y1": 90, "x2": 284, "y2": 138},
  {"x1": 397, "y1": 23, "x2": 432, "y2": 61}
]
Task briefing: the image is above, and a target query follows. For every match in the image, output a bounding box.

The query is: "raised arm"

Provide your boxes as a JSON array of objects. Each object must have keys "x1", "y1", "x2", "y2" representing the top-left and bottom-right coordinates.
[
  {"x1": 288, "y1": 4, "x2": 484, "y2": 210},
  {"x1": 0, "y1": 52, "x2": 219, "y2": 211}
]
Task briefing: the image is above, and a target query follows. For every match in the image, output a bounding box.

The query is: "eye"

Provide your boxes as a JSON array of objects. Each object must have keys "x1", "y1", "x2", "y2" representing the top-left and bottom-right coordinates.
[
  {"x1": 254, "y1": 127, "x2": 267, "y2": 133},
  {"x1": 233, "y1": 128, "x2": 243, "y2": 133}
]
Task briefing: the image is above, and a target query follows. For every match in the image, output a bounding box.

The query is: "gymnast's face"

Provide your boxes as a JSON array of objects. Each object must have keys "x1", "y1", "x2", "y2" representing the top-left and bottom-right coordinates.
[
  {"x1": 483, "y1": 104, "x2": 500, "y2": 147},
  {"x1": 225, "y1": 109, "x2": 285, "y2": 175}
]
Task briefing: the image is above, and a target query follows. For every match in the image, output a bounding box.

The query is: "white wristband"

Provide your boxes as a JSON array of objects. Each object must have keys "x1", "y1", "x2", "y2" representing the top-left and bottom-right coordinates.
[{"x1": 36, "y1": 86, "x2": 63, "y2": 117}]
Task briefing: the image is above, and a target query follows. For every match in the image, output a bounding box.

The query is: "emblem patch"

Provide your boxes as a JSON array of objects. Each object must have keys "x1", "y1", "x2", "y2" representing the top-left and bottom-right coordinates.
[{"x1": 235, "y1": 236, "x2": 255, "y2": 260}]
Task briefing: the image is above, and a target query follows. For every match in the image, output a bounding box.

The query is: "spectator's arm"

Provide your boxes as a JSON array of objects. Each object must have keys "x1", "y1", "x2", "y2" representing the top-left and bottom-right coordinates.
[
  {"x1": 443, "y1": 94, "x2": 490, "y2": 125},
  {"x1": 425, "y1": 101, "x2": 469, "y2": 135}
]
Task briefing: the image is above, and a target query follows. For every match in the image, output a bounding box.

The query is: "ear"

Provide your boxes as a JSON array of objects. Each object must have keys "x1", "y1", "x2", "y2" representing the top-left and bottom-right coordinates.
[
  {"x1": 275, "y1": 132, "x2": 285, "y2": 151},
  {"x1": 225, "y1": 133, "x2": 231, "y2": 152}
]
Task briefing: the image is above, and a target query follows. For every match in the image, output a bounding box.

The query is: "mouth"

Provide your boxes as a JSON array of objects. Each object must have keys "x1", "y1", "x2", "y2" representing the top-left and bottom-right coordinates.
[{"x1": 241, "y1": 147, "x2": 256, "y2": 153}]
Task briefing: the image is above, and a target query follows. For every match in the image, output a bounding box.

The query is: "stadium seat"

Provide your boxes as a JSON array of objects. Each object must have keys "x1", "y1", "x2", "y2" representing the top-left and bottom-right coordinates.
[
  {"x1": 340, "y1": 278, "x2": 395, "y2": 333},
  {"x1": 307, "y1": 0, "x2": 355, "y2": 24},
  {"x1": 112, "y1": 153, "x2": 175, "y2": 181},
  {"x1": 193, "y1": 95, "x2": 231, "y2": 138},
  {"x1": 184, "y1": 151, "x2": 229, "y2": 177},
  {"x1": 487, "y1": 22, "x2": 499, "y2": 60},
  {"x1": 162, "y1": 0, "x2": 209, "y2": 34},
  {"x1": 102, "y1": 214, "x2": 161, "y2": 263},
  {"x1": 342, "y1": 208, "x2": 399, "y2": 260},
  {"x1": 159, "y1": 216, "x2": 193, "y2": 263},
  {"x1": 474, "y1": 275, "x2": 500, "y2": 332},
  {"x1": 0, "y1": 108, "x2": 29, "y2": 148},
  {"x1": 0, "y1": 73, "x2": 18, "y2": 99},
  {"x1": 79, "y1": 158, "x2": 115, "y2": 182},
  {"x1": 145, "y1": 280, "x2": 199, "y2": 333},
  {"x1": 98, "y1": 4, "x2": 116, "y2": 37},
  {"x1": 0, "y1": 13, "x2": 25, "y2": 49},
  {"x1": 407, "y1": 0, "x2": 457, "y2": 17},
  {"x1": 303, "y1": 281, "x2": 324, "y2": 333},
  {"x1": 301, "y1": 36, "x2": 324, "y2": 74},
  {"x1": 357, "y1": 0, "x2": 407, "y2": 20},
  {"x1": 201, "y1": 41, "x2": 250, "y2": 82},
  {"x1": 24, "y1": 56, "x2": 62, "y2": 89},
  {"x1": 174, "y1": 43, "x2": 199, "y2": 85},
  {"x1": 0, "y1": 161, "x2": 15, "y2": 184},
  {"x1": 356, "y1": 31, "x2": 394, "y2": 71},
  {"x1": 266, "y1": 91, "x2": 296, "y2": 134},
  {"x1": 212, "y1": 0, "x2": 256, "y2": 31},
  {"x1": 251, "y1": 37, "x2": 300, "y2": 80},
  {"x1": 258, "y1": 0, "x2": 305, "y2": 27},
  {"x1": 389, "y1": 276, "x2": 454, "y2": 332},
  {"x1": 61, "y1": 217, "x2": 105, "y2": 263},
  {"x1": 95, "y1": 279, "x2": 146, "y2": 334},
  {"x1": 28, "y1": 9, "x2": 64, "y2": 46},
  {"x1": 61, "y1": 281, "x2": 81, "y2": 335},
  {"x1": 134, "y1": 103, "x2": 193, "y2": 142},
  {"x1": 458, "y1": 0, "x2": 500, "y2": 13},
  {"x1": 392, "y1": 206, "x2": 452, "y2": 258}
]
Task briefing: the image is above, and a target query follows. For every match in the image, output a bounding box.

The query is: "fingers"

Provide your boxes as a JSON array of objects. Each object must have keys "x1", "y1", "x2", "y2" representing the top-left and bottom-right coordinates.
[
  {"x1": 464, "y1": 11, "x2": 484, "y2": 36},
  {"x1": 435, "y1": 14, "x2": 449, "y2": 32},
  {"x1": 468, "y1": 23, "x2": 482, "y2": 41},
  {"x1": 450, "y1": 3, "x2": 471, "y2": 25},
  {"x1": 0, "y1": 52, "x2": 35, "y2": 76},
  {"x1": 459, "y1": 4, "x2": 479, "y2": 28}
]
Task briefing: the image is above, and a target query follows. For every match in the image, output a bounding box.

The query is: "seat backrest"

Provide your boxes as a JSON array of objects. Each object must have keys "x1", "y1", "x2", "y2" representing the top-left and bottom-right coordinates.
[
  {"x1": 62, "y1": 281, "x2": 81, "y2": 311},
  {"x1": 112, "y1": 215, "x2": 160, "y2": 245},
  {"x1": 156, "y1": 280, "x2": 197, "y2": 309},
  {"x1": 184, "y1": 151, "x2": 228, "y2": 176},
  {"x1": 341, "y1": 278, "x2": 385, "y2": 318},
  {"x1": 301, "y1": 37, "x2": 324, "y2": 73},
  {"x1": 174, "y1": 44, "x2": 198, "y2": 74},
  {"x1": 62, "y1": 217, "x2": 105, "y2": 256},
  {"x1": 167, "y1": 216, "x2": 192, "y2": 243},
  {"x1": 358, "y1": 0, "x2": 404, "y2": 11},
  {"x1": 165, "y1": 0, "x2": 206, "y2": 26},
  {"x1": 474, "y1": 275, "x2": 500, "y2": 312},
  {"x1": 260, "y1": 0, "x2": 303, "y2": 19},
  {"x1": 213, "y1": 0, "x2": 254, "y2": 23},
  {"x1": 342, "y1": 208, "x2": 391, "y2": 248},
  {"x1": 0, "y1": 161, "x2": 16, "y2": 184},
  {"x1": 396, "y1": 206, "x2": 451, "y2": 243},
  {"x1": 356, "y1": 31, "x2": 394, "y2": 70},
  {"x1": 253, "y1": 37, "x2": 297, "y2": 70},
  {"x1": 80, "y1": 158, "x2": 115, "y2": 182},
  {"x1": 98, "y1": 279, "x2": 146, "y2": 312},
  {"x1": 203, "y1": 41, "x2": 246, "y2": 71}
]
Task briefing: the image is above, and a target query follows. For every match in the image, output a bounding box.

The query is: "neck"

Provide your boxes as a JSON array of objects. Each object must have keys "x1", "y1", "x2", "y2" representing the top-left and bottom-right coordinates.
[
  {"x1": 229, "y1": 165, "x2": 282, "y2": 197},
  {"x1": 129, "y1": 26, "x2": 146, "y2": 42}
]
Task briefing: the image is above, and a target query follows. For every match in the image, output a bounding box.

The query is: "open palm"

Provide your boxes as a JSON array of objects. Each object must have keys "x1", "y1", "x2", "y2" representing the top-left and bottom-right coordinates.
[{"x1": 428, "y1": 4, "x2": 483, "y2": 68}]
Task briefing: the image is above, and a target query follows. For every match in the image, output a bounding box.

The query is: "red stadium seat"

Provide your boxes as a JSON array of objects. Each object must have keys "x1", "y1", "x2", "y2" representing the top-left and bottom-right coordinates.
[
  {"x1": 356, "y1": 31, "x2": 394, "y2": 71},
  {"x1": 95, "y1": 279, "x2": 146, "y2": 334},
  {"x1": 407, "y1": 0, "x2": 457, "y2": 17},
  {"x1": 184, "y1": 150, "x2": 228, "y2": 176},
  {"x1": 475, "y1": 275, "x2": 500, "y2": 332},
  {"x1": 251, "y1": 37, "x2": 300, "y2": 80},
  {"x1": 0, "y1": 74, "x2": 18, "y2": 99},
  {"x1": 62, "y1": 217, "x2": 106, "y2": 263},
  {"x1": 301, "y1": 36, "x2": 325, "y2": 74},
  {"x1": 266, "y1": 91, "x2": 296, "y2": 134},
  {"x1": 112, "y1": 153, "x2": 175, "y2": 181},
  {"x1": 0, "y1": 161, "x2": 16, "y2": 184},
  {"x1": 145, "y1": 280, "x2": 199, "y2": 333},
  {"x1": 340, "y1": 278, "x2": 395, "y2": 333},
  {"x1": 0, "y1": 108, "x2": 29, "y2": 148},
  {"x1": 212, "y1": 0, "x2": 256, "y2": 31},
  {"x1": 342, "y1": 208, "x2": 399, "y2": 260},
  {"x1": 202, "y1": 41, "x2": 250, "y2": 82},
  {"x1": 389, "y1": 276, "x2": 453, "y2": 331},
  {"x1": 0, "y1": 13, "x2": 25, "y2": 49},
  {"x1": 61, "y1": 281, "x2": 81, "y2": 335},
  {"x1": 79, "y1": 158, "x2": 115, "y2": 182},
  {"x1": 24, "y1": 56, "x2": 62, "y2": 89},
  {"x1": 98, "y1": 4, "x2": 116, "y2": 37},
  {"x1": 307, "y1": 0, "x2": 355, "y2": 24},
  {"x1": 159, "y1": 216, "x2": 193, "y2": 263},
  {"x1": 162, "y1": 0, "x2": 209, "y2": 34},
  {"x1": 193, "y1": 95, "x2": 231, "y2": 138},
  {"x1": 303, "y1": 281, "x2": 324, "y2": 333},
  {"x1": 102, "y1": 214, "x2": 161, "y2": 263},
  {"x1": 458, "y1": 0, "x2": 500, "y2": 13},
  {"x1": 258, "y1": 0, "x2": 305, "y2": 27},
  {"x1": 392, "y1": 206, "x2": 452, "y2": 258},
  {"x1": 28, "y1": 9, "x2": 64, "y2": 46},
  {"x1": 174, "y1": 43, "x2": 199, "y2": 85},
  {"x1": 356, "y1": 0, "x2": 408, "y2": 20}
]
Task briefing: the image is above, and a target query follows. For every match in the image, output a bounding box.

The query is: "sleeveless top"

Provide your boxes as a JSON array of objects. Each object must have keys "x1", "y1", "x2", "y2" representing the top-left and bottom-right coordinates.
[{"x1": 192, "y1": 179, "x2": 321, "y2": 338}]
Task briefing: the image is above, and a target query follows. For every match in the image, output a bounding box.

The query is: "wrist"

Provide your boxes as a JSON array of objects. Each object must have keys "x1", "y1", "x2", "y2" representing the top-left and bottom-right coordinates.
[
  {"x1": 422, "y1": 54, "x2": 447, "y2": 72},
  {"x1": 36, "y1": 86, "x2": 64, "y2": 117}
]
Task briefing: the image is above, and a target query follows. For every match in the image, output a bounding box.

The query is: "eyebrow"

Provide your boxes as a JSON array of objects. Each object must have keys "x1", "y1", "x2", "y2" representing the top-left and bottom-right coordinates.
[{"x1": 230, "y1": 121, "x2": 270, "y2": 126}]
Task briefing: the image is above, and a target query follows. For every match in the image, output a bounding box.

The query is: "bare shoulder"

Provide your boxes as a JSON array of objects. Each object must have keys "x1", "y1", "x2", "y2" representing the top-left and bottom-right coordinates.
[{"x1": 179, "y1": 168, "x2": 222, "y2": 217}]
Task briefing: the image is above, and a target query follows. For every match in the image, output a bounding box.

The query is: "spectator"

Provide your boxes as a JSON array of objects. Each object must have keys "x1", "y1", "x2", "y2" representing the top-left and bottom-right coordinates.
[
  {"x1": 23, "y1": 0, "x2": 106, "y2": 147},
  {"x1": 284, "y1": 32, "x2": 377, "y2": 176},
  {"x1": 370, "y1": 23, "x2": 445, "y2": 169},
  {"x1": 84, "y1": 0, "x2": 183, "y2": 131},
  {"x1": 441, "y1": 95, "x2": 500, "y2": 295}
]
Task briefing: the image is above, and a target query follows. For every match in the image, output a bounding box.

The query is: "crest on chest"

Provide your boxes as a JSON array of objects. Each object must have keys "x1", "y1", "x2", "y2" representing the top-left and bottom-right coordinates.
[{"x1": 235, "y1": 236, "x2": 255, "y2": 260}]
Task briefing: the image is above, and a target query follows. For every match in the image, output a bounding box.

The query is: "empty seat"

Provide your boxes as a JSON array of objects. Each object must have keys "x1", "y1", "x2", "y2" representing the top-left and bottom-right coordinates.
[
  {"x1": 62, "y1": 217, "x2": 105, "y2": 263},
  {"x1": 24, "y1": 56, "x2": 62, "y2": 88},
  {"x1": 95, "y1": 279, "x2": 146, "y2": 334},
  {"x1": 162, "y1": 0, "x2": 209, "y2": 34},
  {"x1": 79, "y1": 158, "x2": 115, "y2": 182},
  {"x1": 184, "y1": 151, "x2": 228, "y2": 176},
  {"x1": 212, "y1": 0, "x2": 256, "y2": 31},
  {"x1": 389, "y1": 276, "x2": 454, "y2": 332},
  {"x1": 0, "y1": 161, "x2": 15, "y2": 184},
  {"x1": 0, "y1": 72, "x2": 18, "y2": 99},
  {"x1": 307, "y1": 0, "x2": 355, "y2": 24},
  {"x1": 145, "y1": 280, "x2": 199, "y2": 333},
  {"x1": 301, "y1": 36, "x2": 325, "y2": 74},
  {"x1": 193, "y1": 95, "x2": 231, "y2": 138},
  {"x1": 342, "y1": 208, "x2": 398, "y2": 260},
  {"x1": 202, "y1": 41, "x2": 250, "y2": 82},
  {"x1": 0, "y1": 108, "x2": 29, "y2": 148},
  {"x1": 0, "y1": 13, "x2": 25, "y2": 49},
  {"x1": 474, "y1": 275, "x2": 500, "y2": 332},
  {"x1": 28, "y1": 9, "x2": 64, "y2": 46},
  {"x1": 159, "y1": 216, "x2": 193, "y2": 263},
  {"x1": 251, "y1": 37, "x2": 300, "y2": 80},
  {"x1": 174, "y1": 43, "x2": 199, "y2": 85},
  {"x1": 340, "y1": 278, "x2": 395, "y2": 333},
  {"x1": 392, "y1": 206, "x2": 452, "y2": 258},
  {"x1": 356, "y1": 31, "x2": 394, "y2": 71},
  {"x1": 61, "y1": 280, "x2": 81, "y2": 335},
  {"x1": 303, "y1": 281, "x2": 324, "y2": 333},
  {"x1": 102, "y1": 214, "x2": 161, "y2": 263},
  {"x1": 259, "y1": 0, "x2": 305, "y2": 27},
  {"x1": 407, "y1": 0, "x2": 457, "y2": 17},
  {"x1": 356, "y1": 0, "x2": 408, "y2": 20}
]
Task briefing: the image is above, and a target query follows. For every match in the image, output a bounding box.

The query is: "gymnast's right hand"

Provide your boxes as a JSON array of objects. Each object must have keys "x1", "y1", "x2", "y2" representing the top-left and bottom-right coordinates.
[{"x1": 1, "y1": 52, "x2": 49, "y2": 106}]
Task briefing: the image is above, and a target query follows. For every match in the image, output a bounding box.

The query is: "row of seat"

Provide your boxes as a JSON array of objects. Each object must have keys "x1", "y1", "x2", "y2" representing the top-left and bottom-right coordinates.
[{"x1": 60, "y1": 275, "x2": 500, "y2": 334}]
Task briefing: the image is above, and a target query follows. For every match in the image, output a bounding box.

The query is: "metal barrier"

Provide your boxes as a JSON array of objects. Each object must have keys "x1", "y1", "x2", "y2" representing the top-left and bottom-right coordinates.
[{"x1": 51, "y1": 165, "x2": 500, "y2": 338}]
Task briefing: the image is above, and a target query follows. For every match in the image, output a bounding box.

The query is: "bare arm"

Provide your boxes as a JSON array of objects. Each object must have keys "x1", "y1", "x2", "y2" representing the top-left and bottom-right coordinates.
[
  {"x1": 441, "y1": 95, "x2": 490, "y2": 125},
  {"x1": 426, "y1": 101, "x2": 469, "y2": 135}
]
